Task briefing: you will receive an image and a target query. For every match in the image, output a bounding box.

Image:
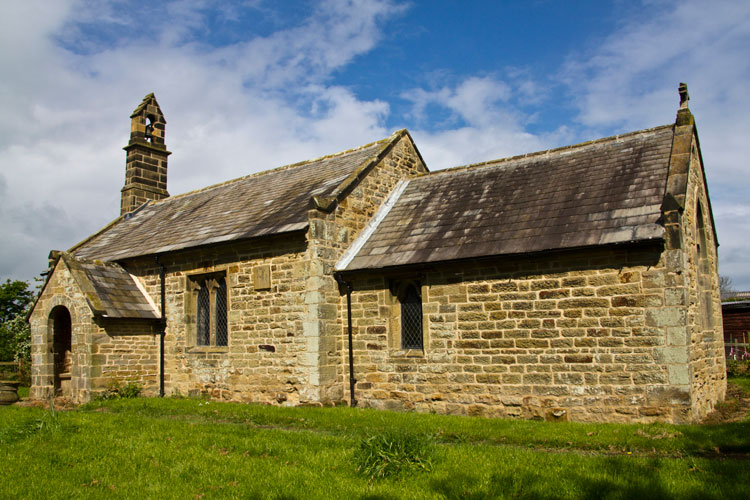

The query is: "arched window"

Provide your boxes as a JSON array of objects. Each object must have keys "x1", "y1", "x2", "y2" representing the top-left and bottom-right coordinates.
[
  {"x1": 191, "y1": 273, "x2": 228, "y2": 347},
  {"x1": 145, "y1": 114, "x2": 155, "y2": 142},
  {"x1": 400, "y1": 283, "x2": 423, "y2": 350}
]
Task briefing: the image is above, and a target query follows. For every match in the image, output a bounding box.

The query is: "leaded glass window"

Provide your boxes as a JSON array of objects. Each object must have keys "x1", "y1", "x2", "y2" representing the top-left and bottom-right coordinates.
[
  {"x1": 191, "y1": 273, "x2": 229, "y2": 347},
  {"x1": 197, "y1": 282, "x2": 211, "y2": 345},
  {"x1": 401, "y1": 283, "x2": 423, "y2": 350},
  {"x1": 215, "y1": 278, "x2": 228, "y2": 346}
]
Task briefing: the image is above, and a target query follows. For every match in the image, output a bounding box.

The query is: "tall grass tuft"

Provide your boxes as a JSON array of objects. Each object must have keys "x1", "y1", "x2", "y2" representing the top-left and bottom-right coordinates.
[
  {"x1": 97, "y1": 379, "x2": 143, "y2": 400},
  {"x1": 354, "y1": 430, "x2": 435, "y2": 480},
  {"x1": 0, "y1": 399, "x2": 63, "y2": 444}
]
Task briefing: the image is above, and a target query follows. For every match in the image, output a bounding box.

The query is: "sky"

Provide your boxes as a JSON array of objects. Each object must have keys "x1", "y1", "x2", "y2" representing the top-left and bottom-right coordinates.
[{"x1": 1, "y1": 0, "x2": 749, "y2": 289}]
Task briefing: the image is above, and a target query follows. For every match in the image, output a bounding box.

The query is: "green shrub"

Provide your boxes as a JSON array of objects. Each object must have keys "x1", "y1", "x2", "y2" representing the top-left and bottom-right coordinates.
[
  {"x1": 98, "y1": 380, "x2": 143, "y2": 400},
  {"x1": 354, "y1": 430, "x2": 435, "y2": 480},
  {"x1": 726, "y1": 359, "x2": 750, "y2": 377}
]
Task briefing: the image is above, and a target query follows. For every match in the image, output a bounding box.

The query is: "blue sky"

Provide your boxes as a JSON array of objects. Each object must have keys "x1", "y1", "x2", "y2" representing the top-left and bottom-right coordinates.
[{"x1": 1, "y1": 0, "x2": 749, "y2": 289}]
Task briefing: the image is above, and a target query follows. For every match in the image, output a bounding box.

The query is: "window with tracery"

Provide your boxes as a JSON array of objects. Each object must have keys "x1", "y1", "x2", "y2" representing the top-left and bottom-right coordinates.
[{"x1": 190, "y1": 273, "x2": 228, "y2": 347}]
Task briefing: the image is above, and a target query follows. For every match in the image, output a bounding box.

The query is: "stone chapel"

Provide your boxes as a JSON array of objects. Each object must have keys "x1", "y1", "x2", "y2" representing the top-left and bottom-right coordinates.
[{"x1": 28, "y1": 84, "x2": 726, "y2": 423}]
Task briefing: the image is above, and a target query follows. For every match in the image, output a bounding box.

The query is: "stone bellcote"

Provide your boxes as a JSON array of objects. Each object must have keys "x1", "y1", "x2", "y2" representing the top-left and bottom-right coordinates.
[{"x1": 121, "y1": 93, "x2": 171, "y2": 215}]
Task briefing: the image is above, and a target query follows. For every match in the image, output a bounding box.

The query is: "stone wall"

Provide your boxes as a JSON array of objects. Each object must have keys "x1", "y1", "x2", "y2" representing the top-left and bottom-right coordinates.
[
  {"x1": 344, "y1": 244, "x2": 712, "y2": 423},
  {"x1": 29, "y1": 260, "x2": 160, "y2": 402},
  {"x1": 304, "y1": 134, "x2": 428, "y2": 403},
  {"x1": 30, "y1": 259, "x2": 90, "y2": 401},
  {"x1": 125, "y1": 234, "x2": 310, "y2": 404},
  {"x1": 681, "y1": 130, "x2": 726, "y2": 418},
  {"x1": 90, "y1": 320, "x2": 159, "y2": 395}
]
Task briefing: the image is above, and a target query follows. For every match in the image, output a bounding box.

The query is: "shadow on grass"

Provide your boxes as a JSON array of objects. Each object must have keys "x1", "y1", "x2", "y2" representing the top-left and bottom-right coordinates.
[
  {"x1": 678, "y1": 421, "x2": 750, "y2": 456},
  {"x1": 428, "y1": 455, "x2": 745, "y2": 499}
]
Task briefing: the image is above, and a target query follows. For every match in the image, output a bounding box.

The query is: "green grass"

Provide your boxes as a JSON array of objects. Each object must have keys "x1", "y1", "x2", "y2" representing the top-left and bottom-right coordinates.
[
  {"x1": 1, "y1": 395, "x2": 749, "y2": 499},
  {"x1": 728, "y1": 375, "x2": 750, "y2": 392},
  {"x1": 17, "y1": 386, "x2": 29, "y2": 399}
]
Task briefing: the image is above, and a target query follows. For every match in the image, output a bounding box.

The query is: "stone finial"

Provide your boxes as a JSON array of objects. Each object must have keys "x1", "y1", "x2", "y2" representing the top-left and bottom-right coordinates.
[{"x1": 678, "y1": 83, "x2": 689, "y2": 109}]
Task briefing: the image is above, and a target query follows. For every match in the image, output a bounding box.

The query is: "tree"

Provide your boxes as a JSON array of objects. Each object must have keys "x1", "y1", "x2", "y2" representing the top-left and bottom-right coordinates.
[
  {"x1": 720, "y1": 275, "x2": 735, "y2": 299},
  {"x1": 0, "y1": 279, "x2": 33, "y2": 324},
  {"x1": 0, "y1": 279, "x2": 33, "y2": 362}
]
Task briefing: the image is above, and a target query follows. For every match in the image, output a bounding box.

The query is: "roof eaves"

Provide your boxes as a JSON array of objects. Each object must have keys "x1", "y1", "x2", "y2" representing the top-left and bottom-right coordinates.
[
  {"x1": 113, "y1": 222, "x2": 309, "y2": 262},
  {"x1": 339, "y1": 237, "x2": 665, "y2": 275},
  {"x1": 722, "y1": 300, "x2": 750, "y2": 309}
]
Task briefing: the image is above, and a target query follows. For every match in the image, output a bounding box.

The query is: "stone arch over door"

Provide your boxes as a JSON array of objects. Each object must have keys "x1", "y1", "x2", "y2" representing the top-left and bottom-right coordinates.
[{"x1": 49, "y1": 306, "x2": 72, "y2": 396}]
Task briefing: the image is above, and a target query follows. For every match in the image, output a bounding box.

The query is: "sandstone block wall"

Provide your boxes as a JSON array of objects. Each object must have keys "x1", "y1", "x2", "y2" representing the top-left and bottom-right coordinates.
[
  {"x1": 345, "y1": 244, "x2": 712, "y2": 423},
  {"x1": 90, "y1": 321, "x2": 159, "y2": 394},
  {"x1": 303, "y1": 134, "x2": 428, "y2": 403},
  {"x1": 29, "y1": 260, "x2": 160, "y2": 402},
  {"x1": 681, "y1": 131, "x2": 726, "y2": 418},
  {"x1": 126, "y1": 235, "x2": 309, "y2": 404},
  {"x1": 118, "y1": 136, "x2": 425, "y2": 405}
]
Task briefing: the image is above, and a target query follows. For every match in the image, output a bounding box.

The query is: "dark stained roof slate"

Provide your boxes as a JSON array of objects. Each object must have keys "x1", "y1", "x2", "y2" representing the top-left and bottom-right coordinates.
[
  {"x1": 339, "y1": 125, "x2": 674, "y2": 271},
  {"x1": 73, "y1": 133, "x2": 399, "y2": 261},
  {"x1": 59, "y1": 253, "x2": 159, "y2": 320}
]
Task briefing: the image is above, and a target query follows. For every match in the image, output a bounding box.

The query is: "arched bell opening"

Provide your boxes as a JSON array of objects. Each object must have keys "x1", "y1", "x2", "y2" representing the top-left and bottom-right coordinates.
[{"x1": 49, "y1": 306, "x2": 72, "y2": 396}]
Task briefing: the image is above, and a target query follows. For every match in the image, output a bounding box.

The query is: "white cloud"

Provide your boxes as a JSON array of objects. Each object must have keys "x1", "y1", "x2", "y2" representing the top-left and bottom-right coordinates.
[
  {"x1": 402, "y1": 76, "x2": 513, "y2": 128},
  {"x1": 400, "y1": 75, "x2": 570, "y2": 170},
  {"x1": 559, "y1": 0, "x2": 750, "y2": 288},
  {"x1": 0, "y1": 0, "x2": 404, "y2": 282},
  {"x1": 1, "y1": 0, "x2": 748, "y2": 292}
]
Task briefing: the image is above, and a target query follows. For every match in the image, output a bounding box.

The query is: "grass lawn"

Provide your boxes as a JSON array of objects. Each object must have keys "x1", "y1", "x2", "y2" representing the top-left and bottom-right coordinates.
[
  {"x1": 728, "y1": 375, "x2": 750, "y2": 392},
  {"x1": 2, "y1": 389, "x2": 749, "y2": 499}
]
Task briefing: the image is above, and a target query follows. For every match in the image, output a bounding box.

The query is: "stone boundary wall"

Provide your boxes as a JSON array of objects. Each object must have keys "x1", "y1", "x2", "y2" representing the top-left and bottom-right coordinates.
[{"x1": 344, "y1": 244, "x2": 712, "y2": 423}]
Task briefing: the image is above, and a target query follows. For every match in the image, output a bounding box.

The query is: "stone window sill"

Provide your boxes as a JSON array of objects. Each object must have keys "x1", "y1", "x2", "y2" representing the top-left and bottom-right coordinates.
[
  {"x1": 188, "y1": 346, "x2": 229, "y2": 354},
  {"x1": 390, "y1": 349, "x2": 424, "y2": 358}
]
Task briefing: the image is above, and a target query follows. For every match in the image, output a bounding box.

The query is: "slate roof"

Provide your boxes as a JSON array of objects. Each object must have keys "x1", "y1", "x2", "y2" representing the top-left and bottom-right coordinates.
[
  {"x1": 73, "y1": 132, "x2": 405, "y2": 261},
  {"x1": 338, "y1": 125, "x2": 674, "y2": 272},
  {"x1": 58, "y1": 252, "x2": 160, "y2": 319}
]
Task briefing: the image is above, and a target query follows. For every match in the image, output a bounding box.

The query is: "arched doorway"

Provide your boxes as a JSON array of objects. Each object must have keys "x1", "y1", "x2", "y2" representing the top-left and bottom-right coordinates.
[{"x1": 49, "y1": 306, "x2": 72, "y2": 396}]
